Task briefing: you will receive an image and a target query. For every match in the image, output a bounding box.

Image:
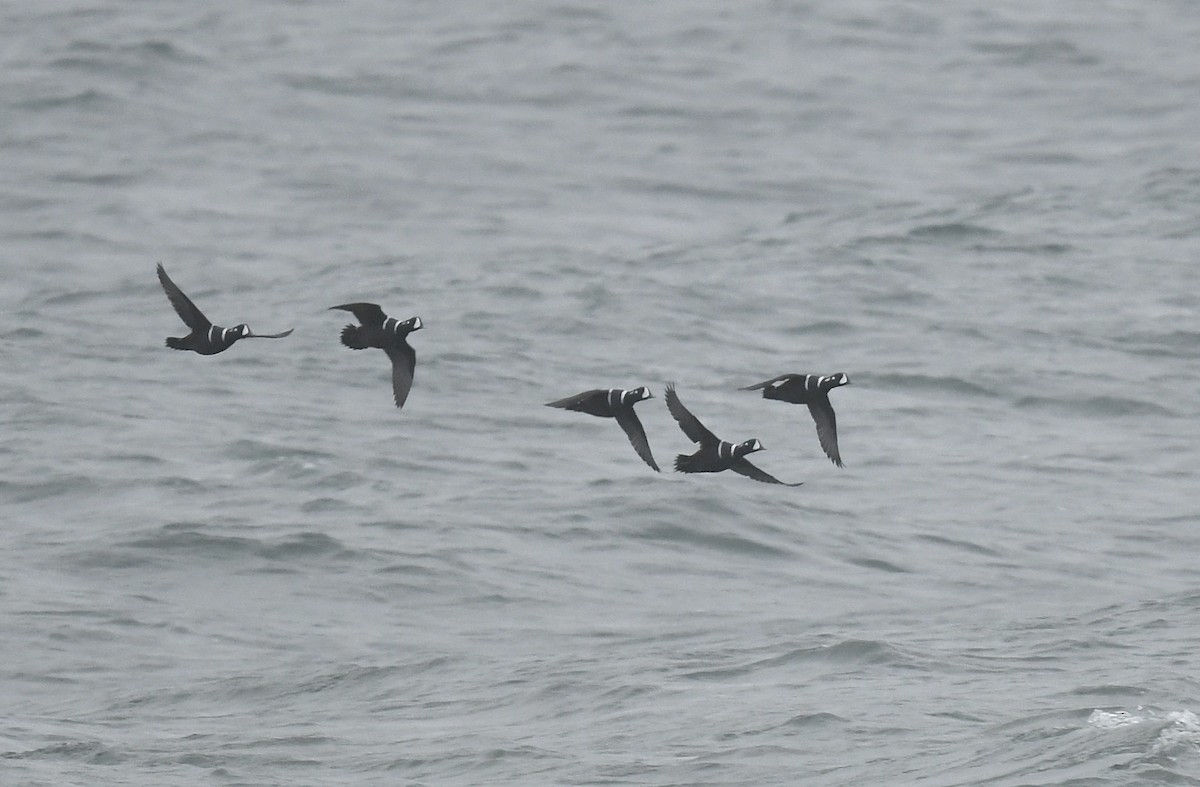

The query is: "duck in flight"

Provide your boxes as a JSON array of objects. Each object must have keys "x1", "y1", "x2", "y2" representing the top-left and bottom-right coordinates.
[
  {"x1": 545, "y1": 386, "x2": 660, "y2": 472},
  {"x1": 740, "y1": 373, "x2": 850, "y2": 467},
  {"x1": 330, "y1": 302, "x2": 422, "y2": 408},
  {"x1": 664, "y1": 384, "x2": 802, "y2": 486},
  {"x1": 156, "y1": 263, "x2": 293, "y2": 355}
]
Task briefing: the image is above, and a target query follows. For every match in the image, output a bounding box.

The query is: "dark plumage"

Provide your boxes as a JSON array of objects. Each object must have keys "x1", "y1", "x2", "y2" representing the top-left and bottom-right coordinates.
[
  {"x1": 156, "y1": 263, "x2": 293, "y2": 355},
  {"x1": 545, "y1": 387, "x2": 660, "y2": 472},
  {"x1": 663, "y1": 384, "x2": 802, "y2": 486},
  {"x1": 740, "y1": 373, "x2": 850, "y2": 467},
  {"x1": 330, "y1": 302, "x2": 422, "y2": 408}
]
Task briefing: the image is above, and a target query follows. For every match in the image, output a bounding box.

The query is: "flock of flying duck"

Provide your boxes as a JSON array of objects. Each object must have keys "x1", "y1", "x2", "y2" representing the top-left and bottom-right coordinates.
[{"x1": 157, "y1": 263, "x2": 851, "y2": 486}]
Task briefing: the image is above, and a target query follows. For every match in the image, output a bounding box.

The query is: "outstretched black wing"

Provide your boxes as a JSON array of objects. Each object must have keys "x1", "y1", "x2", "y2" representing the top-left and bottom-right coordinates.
[
  {"x1": 807, "y1": 398, "x2": 844, "y2": 467},
  {"x1": 664, "y1": 384, "x2": 717, "y2": 446},
  {"x1": 244, "y1": 328, "x2": 295, "y2": 340},
  {"x1": 157, "y1": 263, "x2": 212, "y2": 332},
  {"x1": 385, "y1": 344, "x2": 416, "y2": 408},
  {"x1": 739, "y1": 374, "x2": 794, "y2": 392},
  {"x1": 544, "y1": 390, "x2": 605, "y2": 413},
  {"x1": 730, "y1": 458, "x2": 803, "y2": 486},
  {"x1": 329, "y1": 302, "x2": 385, "y2": 328},
  {"x1": 614, "y1": 407, "x2": 660, "y2": 472}
]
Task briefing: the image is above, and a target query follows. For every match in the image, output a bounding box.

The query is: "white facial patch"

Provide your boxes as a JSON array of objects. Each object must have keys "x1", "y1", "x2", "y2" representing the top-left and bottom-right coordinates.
[{"x1": 411, "y1": 317, "x2": 422, "y2": 330}]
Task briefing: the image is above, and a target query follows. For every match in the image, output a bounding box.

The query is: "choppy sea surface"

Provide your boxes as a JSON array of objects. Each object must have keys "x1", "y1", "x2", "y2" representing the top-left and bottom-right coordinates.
[{"x1": 3, "y1": 2, "x2": 1200, "y2": 784}]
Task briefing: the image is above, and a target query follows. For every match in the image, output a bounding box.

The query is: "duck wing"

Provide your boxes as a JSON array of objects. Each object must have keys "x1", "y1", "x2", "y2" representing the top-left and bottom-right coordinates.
[
  {"x1": 544, "y1": 390, "x2": 604, "y2": 412},
  {"x1": 739, "y1": 374, "x2": 794, "y2": 392},
  {"x1": 385, "y1": 343, "x2": 416, "y2": 408},
  {"x1": 244, "y1": 328, "x2": 294, "y2": 339},
  {"x1": 807, "y1": 397, "x2": 844, "y2": 467},
  {"x1": 614, "y1": 407, "x2": 660, "y2": 472},
  {"x1": 329, "y1": 302, "x2": 386, "y2": 327},
  {"x1": 731, "y1": 458, "x2": 804, "y2": 486},
  {"x1": 664, "y1": 384, "x2": 717, "y2": 446},
  {"x1": 157, "y1": 263, "x2": 212, "y2": 332}
]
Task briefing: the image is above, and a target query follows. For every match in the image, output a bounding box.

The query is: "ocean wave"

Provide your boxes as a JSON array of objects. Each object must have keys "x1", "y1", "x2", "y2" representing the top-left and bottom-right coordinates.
[
  {"x1": 681, "y1": 639, "x2": 917, "y2": 683},
  {"x1": 633, "y1": 521, "x2": 794, "y2": 559},
  {"x1": 75, "y1": 526, "x2": 359, "y2": 570},
  {"x1": 1014, "y1": 394, "x2": 1175, "y2": 418},
  {"x1": 1, "y1": 474, "x2": 98, "y2": 504},
  {"x1": 1111, "y1": 329, "x2": 1200, "y2": 359},
  {"x1": 12, "y1": 88, "x2": 115, "y2": 111},
  {"x1": 0, "y1": 739, "x2": 124, "y2": 765},
  {"x1": 871, "y1": 372, "x2": 999, "y2": 399}
]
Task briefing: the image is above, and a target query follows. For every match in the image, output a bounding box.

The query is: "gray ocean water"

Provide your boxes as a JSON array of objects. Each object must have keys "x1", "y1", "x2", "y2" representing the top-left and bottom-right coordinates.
[{"x1": 3, "y1": 1, "x2": 1200, "y2": 784}]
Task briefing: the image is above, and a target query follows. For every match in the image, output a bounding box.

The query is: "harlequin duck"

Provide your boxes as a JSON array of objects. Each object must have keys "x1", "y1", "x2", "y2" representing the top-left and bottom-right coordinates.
[
  {"x1": 664, "y1": 384, "x2": 802, "y2": 486},
  {"x1": 545, "y1": 387, "x2": 660, "y2": 472},
  {"x1": 740, "y1": 373, "x2": 849, "y2": 467},
  {"x1": 329, "y1": 302, "x2": 422, "y2": 408},
  {"x1": 156, "y1": 263, "x2": 293, "y2": 355}
]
